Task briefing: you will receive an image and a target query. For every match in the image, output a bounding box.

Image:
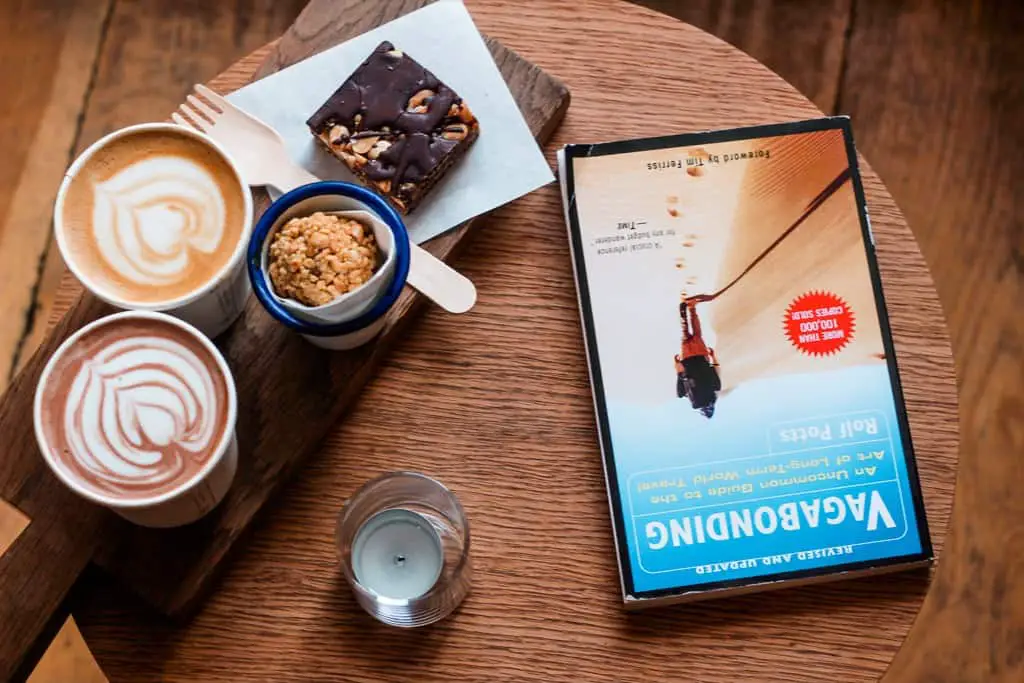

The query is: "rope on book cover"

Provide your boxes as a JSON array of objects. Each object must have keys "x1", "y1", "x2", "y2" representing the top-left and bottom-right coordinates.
[{"x1": 687, "y1": 167, "x2": 853, "y2": 305}]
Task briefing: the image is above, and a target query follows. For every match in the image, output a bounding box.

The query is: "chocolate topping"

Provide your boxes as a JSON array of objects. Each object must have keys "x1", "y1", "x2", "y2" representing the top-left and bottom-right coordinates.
[{"x1": 307, "y1": 41, "x2": 479, "y2": 212}]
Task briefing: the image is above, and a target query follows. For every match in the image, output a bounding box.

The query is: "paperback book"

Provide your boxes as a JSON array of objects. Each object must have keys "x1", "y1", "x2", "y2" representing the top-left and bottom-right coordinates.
[{"x1": 557, "y1": 117, "x2": 933, "y2": 608}]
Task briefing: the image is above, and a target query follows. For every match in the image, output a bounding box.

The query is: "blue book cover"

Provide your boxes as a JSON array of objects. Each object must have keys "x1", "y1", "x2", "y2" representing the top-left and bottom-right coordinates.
[{"x1": 558, "y1": 117, "x2": 932, "y2": 607}]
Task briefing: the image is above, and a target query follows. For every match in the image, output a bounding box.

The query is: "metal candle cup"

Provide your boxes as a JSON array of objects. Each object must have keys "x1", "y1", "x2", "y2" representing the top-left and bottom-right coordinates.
[{"x1": 351, "y1": 509, "x2": 444, "y2": 600}]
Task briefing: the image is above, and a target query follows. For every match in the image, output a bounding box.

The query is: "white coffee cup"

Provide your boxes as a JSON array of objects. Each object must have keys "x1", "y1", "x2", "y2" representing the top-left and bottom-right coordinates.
[
  {"x1": 33, "y1": 311, "x2": 239, "y2": 528},
  {"x1": 53, "y1": 122, "x2": 254, "y2": 338}
]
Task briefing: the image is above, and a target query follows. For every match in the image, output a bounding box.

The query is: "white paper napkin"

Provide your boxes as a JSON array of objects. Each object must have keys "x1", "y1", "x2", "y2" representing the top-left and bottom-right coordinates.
[{"x1": 227, "y1": 0, "x2": 554, "y2": 244}]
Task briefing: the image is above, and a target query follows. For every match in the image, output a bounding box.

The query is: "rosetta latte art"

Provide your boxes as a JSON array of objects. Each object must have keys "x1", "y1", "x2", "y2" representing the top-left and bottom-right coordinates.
[
  {"x1": 63, "y1": 335, "x2": 221, "y2": 495},
  {"x1": 92, "y1": 156, "x2": 227, "y2": 286}
]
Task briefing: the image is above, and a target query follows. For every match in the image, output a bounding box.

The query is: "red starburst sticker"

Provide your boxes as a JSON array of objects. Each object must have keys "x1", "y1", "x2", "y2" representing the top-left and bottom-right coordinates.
[{"x1": 784, "y1": 291, "x2": 855, "y2": 356}]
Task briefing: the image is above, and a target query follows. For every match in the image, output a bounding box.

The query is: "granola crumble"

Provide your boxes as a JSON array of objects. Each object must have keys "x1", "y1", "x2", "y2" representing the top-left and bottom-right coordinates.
[{"x1": 267, "y1": 212, "x2": 380, "y2": 306}]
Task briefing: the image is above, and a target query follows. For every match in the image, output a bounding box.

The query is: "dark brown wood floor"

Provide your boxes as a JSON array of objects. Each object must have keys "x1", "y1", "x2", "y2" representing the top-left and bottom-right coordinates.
[{"x1": 0, "y1": 1, "x2": 1019, "y2": 681}]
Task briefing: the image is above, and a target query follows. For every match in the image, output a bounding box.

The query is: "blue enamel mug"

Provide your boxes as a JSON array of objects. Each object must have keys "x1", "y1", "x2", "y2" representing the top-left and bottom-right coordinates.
[{"x1": 248, "y1": 181, "x2": 411, "y2": 350}]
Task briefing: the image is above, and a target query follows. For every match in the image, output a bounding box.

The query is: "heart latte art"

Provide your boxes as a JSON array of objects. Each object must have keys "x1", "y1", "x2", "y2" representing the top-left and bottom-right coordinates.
[
  {"x1": 59, "y1": 128, "x2": 246, "y2": 304},
  {"x1": 37, "y1": 317, "x2": 230, "y2": 500},
  {"x1": 93, "y1": 156, "x2": 227, "y2": 286}
]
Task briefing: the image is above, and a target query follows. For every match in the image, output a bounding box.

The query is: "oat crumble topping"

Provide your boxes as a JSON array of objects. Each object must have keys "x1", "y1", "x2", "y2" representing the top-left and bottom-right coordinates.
[{"x1": 267, "y1": 212, "x2": 380, "y2": 306}]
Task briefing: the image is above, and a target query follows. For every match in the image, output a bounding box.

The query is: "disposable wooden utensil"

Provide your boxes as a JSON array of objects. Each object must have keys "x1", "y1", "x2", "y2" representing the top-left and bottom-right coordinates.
[
  {"x1": 173, "y1": 84, "x2": 476, "y2": 315},
  {"x1": 172, "y1": 84, "x2": 314, "y2": 193}
]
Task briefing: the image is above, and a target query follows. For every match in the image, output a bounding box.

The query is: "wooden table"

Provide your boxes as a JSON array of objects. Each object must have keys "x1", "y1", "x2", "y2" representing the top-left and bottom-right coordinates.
[{"x1": 54, "y1": 0, "x2": 967, "y2": 680}]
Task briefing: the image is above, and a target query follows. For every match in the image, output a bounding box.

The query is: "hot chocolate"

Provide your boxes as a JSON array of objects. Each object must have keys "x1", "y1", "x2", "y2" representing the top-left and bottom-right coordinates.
[
  {"x1": 57, "y1": 126, "x2": 247, "y2": 305},
  {"x1": 35, "y1": 313, "x2": 231, "y2": 501}
]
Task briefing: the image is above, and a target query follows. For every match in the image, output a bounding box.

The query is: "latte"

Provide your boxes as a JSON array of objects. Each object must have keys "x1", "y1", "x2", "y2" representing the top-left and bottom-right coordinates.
[
  {"x1": 35, "y1": 312, "x2": 233, "y2": 502},
  {"x1": 57, "y1": 126, "x2": 247, "y2": 305}
]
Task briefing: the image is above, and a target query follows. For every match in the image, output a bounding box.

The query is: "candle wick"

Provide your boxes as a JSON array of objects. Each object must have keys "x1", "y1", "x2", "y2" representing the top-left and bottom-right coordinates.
[{"x1": 394, "y1": 554, "x2": 406, "y2": 566}]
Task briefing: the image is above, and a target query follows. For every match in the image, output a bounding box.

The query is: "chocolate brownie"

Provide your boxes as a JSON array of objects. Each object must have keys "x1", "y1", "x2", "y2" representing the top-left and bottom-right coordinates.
[{"x1": 307, "y1": 41, "x2": 481, "y2": 214}]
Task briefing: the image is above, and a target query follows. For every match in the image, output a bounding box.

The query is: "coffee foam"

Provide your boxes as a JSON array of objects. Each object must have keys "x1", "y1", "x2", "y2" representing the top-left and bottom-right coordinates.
[
  {"x1": 37, "y1": 316, "x2": 230, "y2": 501},
  {"x1": 60, "y1": 129, "x2": 246, "y2": 304}
]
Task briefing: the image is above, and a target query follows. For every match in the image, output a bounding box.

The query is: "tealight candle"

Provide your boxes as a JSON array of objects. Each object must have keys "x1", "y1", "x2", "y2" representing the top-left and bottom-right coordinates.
[
  {"x1": 336, "y1": 472, "x2": 471, "y2": 627},
  {"x1": 352, "y1": 509, "x2": 444, "y2": 600}
]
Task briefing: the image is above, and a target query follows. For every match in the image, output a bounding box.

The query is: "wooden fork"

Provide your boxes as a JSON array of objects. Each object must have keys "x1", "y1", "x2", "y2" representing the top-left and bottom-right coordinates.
[
  {"x1": 173, "y1": 83, "x2": 318, "y2": 193},
  {"x1": 173, "y1": 84, "x2": 477, "y2": 315}
]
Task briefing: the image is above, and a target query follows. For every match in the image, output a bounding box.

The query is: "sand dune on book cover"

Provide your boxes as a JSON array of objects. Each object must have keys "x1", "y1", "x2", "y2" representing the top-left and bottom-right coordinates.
[{"x1": 572, "y1": 128, "x2": 885, "y2": 403}]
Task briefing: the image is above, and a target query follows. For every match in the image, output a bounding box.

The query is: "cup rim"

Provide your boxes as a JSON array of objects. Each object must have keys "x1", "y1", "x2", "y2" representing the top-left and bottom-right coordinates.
[
  {"x1": 33, "y1": 310, "x2": 239, "y2": 510},
  {"x1": 247, "y1": 181, "x2": 411, "y2": 337},
  {"x1": 53, "y1": 122, "x2": 255, "y2": 312}
]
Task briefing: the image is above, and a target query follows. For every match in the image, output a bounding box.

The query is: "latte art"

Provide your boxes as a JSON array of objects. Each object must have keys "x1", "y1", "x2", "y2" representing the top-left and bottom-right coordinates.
[
  {"x1": 36, "y1": 315, "x2": 232, "y2": 501},
  {"x1": 63, "y1": 336, "x2": 221, "y2": 496},
  {"x1": 92, "y1": 156, "x2": 227, "y2": 286},
  {"x1": 58, "y1": 127, "x2": 247, "y2": 305}
]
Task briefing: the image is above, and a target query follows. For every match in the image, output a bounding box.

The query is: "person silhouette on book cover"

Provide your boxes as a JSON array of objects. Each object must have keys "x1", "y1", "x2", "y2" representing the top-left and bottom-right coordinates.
[{"x1": 674, "y1": 294, "x2": 721, "y2": 418}]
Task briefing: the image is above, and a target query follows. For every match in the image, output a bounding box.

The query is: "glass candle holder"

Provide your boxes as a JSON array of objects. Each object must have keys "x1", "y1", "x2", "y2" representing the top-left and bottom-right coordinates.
[{"x1": 336, "y1": 472, "x2": 471, "y2": 627}]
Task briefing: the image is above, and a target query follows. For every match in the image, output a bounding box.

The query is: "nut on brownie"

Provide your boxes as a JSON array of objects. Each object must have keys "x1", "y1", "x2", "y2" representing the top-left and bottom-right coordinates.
[{"x1": 306, "y1": 41, "x2": 480, "y2": 214}]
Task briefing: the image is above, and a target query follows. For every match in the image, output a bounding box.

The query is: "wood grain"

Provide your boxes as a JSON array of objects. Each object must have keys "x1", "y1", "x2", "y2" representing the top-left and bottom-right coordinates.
[
  {"x1": 634, "y1": 0, "x2": 853, "y2": 112},
  {"x1": 0, "y1": 295, "x2": 111, "y2": 682},
  {"x1": 70, "y1": 2, "x2": 957, "y2": 682},
  {"x1": 0, "y1": 0, "x2": 110, "y2": 385},
  {"x1": 0, "y1": 2, "x2": 567, "y2": 675},
  {"x1": 838, "y1": 2, "x2": 1024, "y2": 681},
  {"x1": 0, "y1": 498, "x2": 30, "y2": 557},
  {"x1": 26, "y1": 619, "x2": 105, "y2": 683},
  {"x1": 0, "y1": 2, "x2": 310, "y2": 680},
  {"x1": 16, "y1": 0, "x2": 310, "y2": 376}
]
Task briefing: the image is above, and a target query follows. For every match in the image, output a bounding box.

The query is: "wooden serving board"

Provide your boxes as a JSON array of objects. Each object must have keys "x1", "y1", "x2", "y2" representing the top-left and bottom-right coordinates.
[{"x1": 0, "y1": 0, "x2": 569, "y2": 677}]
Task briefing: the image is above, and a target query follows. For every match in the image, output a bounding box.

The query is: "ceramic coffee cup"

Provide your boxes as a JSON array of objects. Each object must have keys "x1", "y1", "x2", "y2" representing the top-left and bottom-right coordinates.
[
  {"x1": 248, "y1": 181, "x2": 411, "y2": 350},
  {"x1": 54, "y1": 122, "x2": 254, "y2": 338}
]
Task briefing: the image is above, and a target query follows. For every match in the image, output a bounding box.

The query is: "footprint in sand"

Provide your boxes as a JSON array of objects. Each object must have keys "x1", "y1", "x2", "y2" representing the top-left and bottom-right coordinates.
[
  {"x1": 682, "y1": 241, "x2": 694, "y2": 248},
  {"x1": 666, "y1": 195, "x2": 679, "y2": 204},
  {"x1": 685, "y1": 233, "x2": 698, "y2": 240},
  {"x1": 686, "y1": 277, "x2": 697, "y2": 285},
  {"x1": 667, "y1": 207, "x2": 680, "y2": 217}
]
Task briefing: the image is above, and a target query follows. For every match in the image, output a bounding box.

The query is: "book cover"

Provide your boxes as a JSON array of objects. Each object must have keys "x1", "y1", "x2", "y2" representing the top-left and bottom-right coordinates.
[{"x1": 558, "y1": 117, "x2": 933, "y2": 607}]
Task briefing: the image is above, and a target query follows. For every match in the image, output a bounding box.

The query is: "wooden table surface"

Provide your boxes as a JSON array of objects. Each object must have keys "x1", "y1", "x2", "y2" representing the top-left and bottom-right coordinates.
[
  {"x1": 4, "y1": 0, "x2": 1019, "y2": 681},
  {"x1": 32, "y1": 0, "x2": 964, "y2": 680}
]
